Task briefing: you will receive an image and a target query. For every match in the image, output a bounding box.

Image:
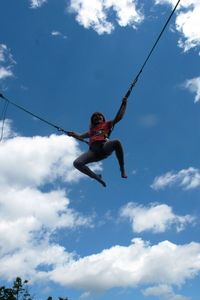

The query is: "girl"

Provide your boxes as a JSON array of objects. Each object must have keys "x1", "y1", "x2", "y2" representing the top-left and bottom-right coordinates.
[{"x1": 67, "y1": 97, "x2": 128, "y2": 187}]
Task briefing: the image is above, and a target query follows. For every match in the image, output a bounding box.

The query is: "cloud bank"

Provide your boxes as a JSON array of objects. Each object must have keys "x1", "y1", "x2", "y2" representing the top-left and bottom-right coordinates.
[
  {"x1": 50, "y1": 238, "x2": 200, "y2": 292},
  {"x1": 1, "y1": 122, "x2": 199, "y2": 296}
]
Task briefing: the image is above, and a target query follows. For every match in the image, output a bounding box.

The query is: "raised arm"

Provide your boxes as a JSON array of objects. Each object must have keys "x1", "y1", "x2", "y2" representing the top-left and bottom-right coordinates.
[{"x1": 112, "y1": 97, "x2": 128, "y2": 126}]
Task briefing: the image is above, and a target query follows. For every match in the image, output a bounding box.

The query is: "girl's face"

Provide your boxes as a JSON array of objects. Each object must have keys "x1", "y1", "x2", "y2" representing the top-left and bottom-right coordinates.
[{"x1": 92, "y1": 113, "x2": 104, "y2": 125}]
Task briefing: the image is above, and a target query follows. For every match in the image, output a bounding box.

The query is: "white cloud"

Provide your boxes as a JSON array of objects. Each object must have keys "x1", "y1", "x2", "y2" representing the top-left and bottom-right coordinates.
[
  {"x1": 0, "y1": 124, "x2": 88, "y2": 188},
  {"x1": 49, "y1": 238, "x2": 200, "y2": 292},
  {"x1": 155, "y1": 0, "x2": 200, "y2": 52},
  {"x1": 151, "y1": 167, "x2": 200, "y2": 190},
  {"x1": 0, "y1": 44, "x2": 15, "y2": 80},
  {"x1": 29, "y1": 0, "x2": 47, "y2": 8},
  {"x1": 184, "y1": 76, "x2": 200, "y2": 103},
  {"x1": 120, "y1": 202, "x2": 194, "y2": 233},
  {"x1": 0, "y1": 179, "x2": 92, "y2": 279},
  {"x1": 68, "y1": 0, "x2": 144, "y2": 35},
  {"x1": 0, "y1": 243, "x2": 74, "y2": 281},
  {"x1": 143, "y1": 284, "x2": 189, "y2": 300},
  {"x1": 0, "y1": 121, "x2": 97, "y2": 280}
]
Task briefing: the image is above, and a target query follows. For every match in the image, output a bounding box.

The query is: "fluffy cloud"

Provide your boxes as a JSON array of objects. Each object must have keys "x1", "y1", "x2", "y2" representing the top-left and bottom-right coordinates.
[
  {"x1": 29, "y1": 0, "x2": 47, "y2": 8},
  {"x1": 0, "y1": 131, "x2": 79, "y2": 188},
  {"x1": 0, "y1": 44, "x2": 15, "y2": 80},
  {"x1": 49, "y1": 238, "x2": 200, "y2": 292},
  {"x1": 151, "y1": 167, "x2": 200, "y2": 190},
  {"x1": 143, "y1": 284, "x2": 189, "y2": 300},
  {"x1": 155, "y1": 0, "x2": 200, "y2": 52},
  {"x1": 0, "y1": 120, "x2": 102, "y2": 187},
  {"x1": 0, "y1": 121, "x2": 97, "y2": 280},
  {"x1": 120, "y1": 202, "x2": 194, "y2": 233},
  {"x1": 184, "y1": 76, "x2": 200, "y2": 103},
  {"x1": 0, "y1": 187, "x2": 90, "y2": 280},
  {"x1": 68, "y1": 0, "x2": 144, "y2": 34}
]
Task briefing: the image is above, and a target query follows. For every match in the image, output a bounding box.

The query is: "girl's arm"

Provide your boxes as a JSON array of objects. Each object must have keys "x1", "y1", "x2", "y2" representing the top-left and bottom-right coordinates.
[
  {"x1": 112, "y1": 97, "x2": 128, "y2": 125},
  {"x1": 67, "y1": 131, "x2": 90, "y2": 140}
]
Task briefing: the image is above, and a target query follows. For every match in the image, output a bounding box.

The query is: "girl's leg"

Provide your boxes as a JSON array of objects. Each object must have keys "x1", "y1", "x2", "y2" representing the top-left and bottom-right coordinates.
[
  {"x1": 73, "y1": 151, "x2": 106, "y2": 187},
  {"x1": 103, "y1": 140, "x2": 127, "y2": 178}
]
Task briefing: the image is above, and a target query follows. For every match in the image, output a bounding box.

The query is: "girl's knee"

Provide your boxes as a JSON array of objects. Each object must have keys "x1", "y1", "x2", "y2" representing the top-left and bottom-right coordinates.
[
  {"x1": 73, "y1": 159, "x2": 82, "y2": 169},
  {"x1": 113, "y1": 139, "x2": 122, "y2": 147}
]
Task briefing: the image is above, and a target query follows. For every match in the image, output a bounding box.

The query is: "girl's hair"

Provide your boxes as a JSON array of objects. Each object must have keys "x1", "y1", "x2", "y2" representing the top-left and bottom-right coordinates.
[{"x1": 90, "y1": 112, "x2": 105, "y2": 128}]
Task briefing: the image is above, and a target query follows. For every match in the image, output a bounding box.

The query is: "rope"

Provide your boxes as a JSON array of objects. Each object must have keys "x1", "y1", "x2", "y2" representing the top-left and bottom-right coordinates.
[
  {"x1": 124, "y1": 0, "x2": 181, "y2": 100},
  {"x1": 0, "y1": 98, "x2": 9, "y2": 142},
  {"x1": 111, "y1": 0, "x2": 181, "y2": 133},
  {"x1": 0, "y1": 93, "x2": 88, "y2": 144}
]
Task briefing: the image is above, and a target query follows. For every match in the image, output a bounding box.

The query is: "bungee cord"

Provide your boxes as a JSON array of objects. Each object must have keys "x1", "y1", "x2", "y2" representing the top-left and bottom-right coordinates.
[
  {"x1": 0, "y1": 93, "x2": 88, "y2": 144},
  {"x1": 112, "y1": 0, "x2": 181, "y2": 128},
  {"x1": 0, "y1": 98, "x2": 9, "y2": 142},
  {"x1": 0, "y1": 0, "x2": 181, "y2": 143},
  {"x1": 124, "y1": 0, "x2": 181, "y2": 100}
]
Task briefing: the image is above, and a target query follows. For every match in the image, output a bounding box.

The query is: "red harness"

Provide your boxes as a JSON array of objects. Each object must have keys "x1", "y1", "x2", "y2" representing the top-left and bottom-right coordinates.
[{"x1": 89, "y1": 121, "x2": 112, "y2": 145}]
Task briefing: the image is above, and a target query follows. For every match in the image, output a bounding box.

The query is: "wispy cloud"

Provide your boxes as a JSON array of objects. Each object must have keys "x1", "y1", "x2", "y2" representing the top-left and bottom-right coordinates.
[
  {"x1": 120, "y1": 202, "x2": 195, "y2": 233},
  {"x1": 29, "y1": 0, "x2": 47, "y2": 9},
  {"x1": 184, "y1": 76, "x2": 200, "y2": 103},
  {"x1": 0, "y1": 44, "x2": 15, "y2": 80},
  {"x1": 68, "y1": 0, "x2": 144, "y2": 35},
  {"x1": 143, "y1": 284, "x2": 189, "y2": 300},
  {"x1": 51, "y1": 31, "x2": 67, "y2": 39},
  {"x1": 155, "y1": 0, "x2": 200, "y2": 52},
  {"x1": 151, "y1": 167, "x2": 200, "y2": 190}
]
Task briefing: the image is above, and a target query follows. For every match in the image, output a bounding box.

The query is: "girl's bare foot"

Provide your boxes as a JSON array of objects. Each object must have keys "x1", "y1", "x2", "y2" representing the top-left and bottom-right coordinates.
[
  {"x1": 121, "y1": 169, "x2": 128, "y2": 178},
  {"x1": 97, "y1": 174, "x2": 107, "y2": 187}
]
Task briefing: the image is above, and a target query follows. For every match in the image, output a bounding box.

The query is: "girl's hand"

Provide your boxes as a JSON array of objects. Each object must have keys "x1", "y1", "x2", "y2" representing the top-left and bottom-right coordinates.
[
  {"x1": 67, "y1": 131, "x2": 77, "y2": 138},
  {"x1": 122, "y1": 97, "x2": 127, "y2": 104}
]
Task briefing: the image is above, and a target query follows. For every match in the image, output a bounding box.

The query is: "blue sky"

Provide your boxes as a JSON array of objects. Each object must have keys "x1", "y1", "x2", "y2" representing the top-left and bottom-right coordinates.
[{"x1": 0, "y1": 0, "x2": 200, "y2": 300}]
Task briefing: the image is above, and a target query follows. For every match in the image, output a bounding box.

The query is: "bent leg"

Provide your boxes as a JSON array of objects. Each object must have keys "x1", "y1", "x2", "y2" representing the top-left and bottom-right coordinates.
[
  {"x1": 103, "y1": 140, "x2": 127, "y2": 178},
  {"x1": 73, "y1": 151, "x2": 106, "y2": 187}
]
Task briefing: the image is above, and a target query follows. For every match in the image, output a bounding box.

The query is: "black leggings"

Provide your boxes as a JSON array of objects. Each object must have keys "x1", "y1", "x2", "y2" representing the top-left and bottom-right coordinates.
[{"x1": 73, "y1": 140, "x2": 125, "y2": 181}]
